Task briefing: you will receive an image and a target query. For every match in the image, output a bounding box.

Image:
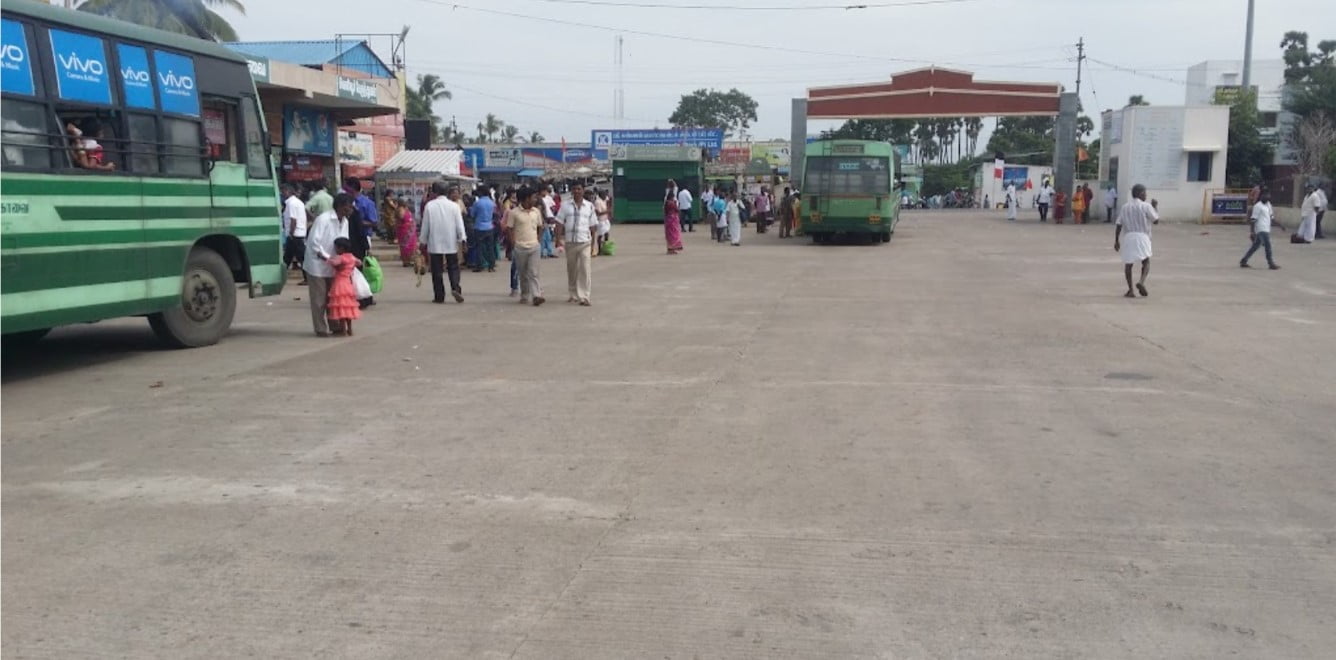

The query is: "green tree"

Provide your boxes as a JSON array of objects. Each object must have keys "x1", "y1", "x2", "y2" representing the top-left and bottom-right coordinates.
[
  {"x1": 1215, "y1": 88, "x2": 1273, "y2": 187},
  {"x1": 921, "y1": 162, "x2": 973, "y2": 197},
  {"x1": 476, "y1": 113, "x2": 503, "y2": 143},
  {"x1": 668, "y1": 88, "x2": 758, "y2": 138},
  {"x1": 1126, "y1": 95, "x2": 1149, "y2": 107},
  {"x1": 501, "y1": 124, "x2": 520, "y2": 143},
  {"x1": 77, "y1": 0, "x2": 245, "y2": 41},
  {"x1": 405, "y1": 74, "x2": 451, "y2": 138},
  {"x1": 985, "y1": 116, "x2": 1054, "y2": 165},
  {"x1": 820, "y1": 119, "x2": 914, "y2": 145},
  {"x1": 527, "y1": 131, "x2": 545, "y2": 143},
  {"x1": 1280, "y1": 32, "x2": 1336, "y2": 119}
]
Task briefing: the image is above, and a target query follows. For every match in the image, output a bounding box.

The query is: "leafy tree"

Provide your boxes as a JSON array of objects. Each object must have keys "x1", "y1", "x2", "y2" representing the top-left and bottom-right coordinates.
[
  {"x1": 921, "y1": 162, "x2": 973, "y2": 197},
  {"x1": 985, "y1": 116, "x2": 1054, "y2": 165},
  {"x1": 1280, "y1": 32, "x2": 1336, "y2": 119},
  {"x1": 77, "y1": 0, "x2": 244, "y2": 41},
  {"x1": 476, "y1": 114, "x2": 503, "y2": 142},
  {"x1": 405, "y1": 74, "x2": 451, "y2": 138},
  {"x1": 820, "y1": 119, "x2": 914, "y2": 144},
  {"x1": 528, "y1": 131, "x2": 545, "y2": 143},
  {"x1": 1126, "y1": 95, "x2": 1149, "y2": 107},
  {"x1": 668, "y1": 88, "x2": 758, "y2": 138},
  {"x1": 501, "y1": 124, "x2": 520, "y2": 143},
  {"x1": 1214, "y1": 88, "x2": 1273, "y2": 187}
]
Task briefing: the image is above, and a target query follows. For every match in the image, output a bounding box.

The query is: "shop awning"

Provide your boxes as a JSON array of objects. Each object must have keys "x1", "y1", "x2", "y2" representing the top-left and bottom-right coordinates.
[{"x1": 517, "y1": 169, "x2": 544, "y2": 177}]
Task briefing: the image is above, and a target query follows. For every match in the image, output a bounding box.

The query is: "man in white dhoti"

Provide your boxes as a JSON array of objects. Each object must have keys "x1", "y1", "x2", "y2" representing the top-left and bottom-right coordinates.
[
  {"x1": 1113, "y1": 184, "x2": 1158, "y2": 298},
  {"x1": 1293, "y1": 184, "x2": 1321, "y2": 244},
  {"x1": 1005, "y1": 183, "x2": 1018, "y2": 221}
]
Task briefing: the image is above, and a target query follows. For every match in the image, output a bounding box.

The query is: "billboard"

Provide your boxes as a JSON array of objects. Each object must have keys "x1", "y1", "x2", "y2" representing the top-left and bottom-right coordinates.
[
  {"x1": 338, "y1": 131, "x2": 374, "y2": 165},
  {"x1": 719, "y1": 145, "x2": 751, "y2": 165},
  {"x1": 750, "y1": 143, "x2": 791, "y2": 169},
  {"x1": 284, "y1": 105, "x2": 334, "y2": 156},
  {"x1": 592, "y1": 128, "x2": 724, "y2": 153}
]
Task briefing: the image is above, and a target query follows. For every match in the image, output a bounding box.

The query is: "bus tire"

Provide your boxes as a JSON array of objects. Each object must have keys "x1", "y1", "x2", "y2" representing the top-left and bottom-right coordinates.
[
  {"x1": 881, "y1": 233, "x2": 891, "y2": 243},
  {"x1": 148, "y1": 248, "x2": 237, "y2": 348},
  {"x1": 2, "y1": 328, "x2": 51, "y2": 351}
]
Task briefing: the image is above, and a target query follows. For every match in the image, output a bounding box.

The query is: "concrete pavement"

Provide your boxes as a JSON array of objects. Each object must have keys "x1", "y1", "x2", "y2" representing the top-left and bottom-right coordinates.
[{"x1": 4, "y1": 211, "x2": 1335, "y2": 658}]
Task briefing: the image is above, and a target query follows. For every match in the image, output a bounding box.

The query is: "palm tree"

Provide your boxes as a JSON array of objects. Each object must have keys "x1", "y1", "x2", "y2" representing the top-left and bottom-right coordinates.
[
  {"x1": 77, "y1": 0, "x2": 245, "y2": 42},
  {"x1": 528, "y1": 131, "x2": 545, "y2": 143},
  {"x1": 481, "y1": 114, "x2": 503, "y2": 142},
  {"x1": 500, "y1": 123, "x2": 520, "y2": 143},
  {"x1": 964, "y1": 117, "x2": 984, "y2": 157},
  {"x1": 405, "y1": 74, "x2": 452, "y2": 136}
]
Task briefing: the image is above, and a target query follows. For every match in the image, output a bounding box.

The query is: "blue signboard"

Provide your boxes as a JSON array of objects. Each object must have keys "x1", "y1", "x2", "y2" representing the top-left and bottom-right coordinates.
[
  {"x1": 1, "y1": 19, "x2": 34, "y2": 96},
  {"x1": 1209, "y1": 193, "x2": 1250, "y2": 216},
  {"x1": 461, "y1": 147, "x2": 486, "y2": 171},
  {"x1": 283, "y1": 105, "x2": 334, "y2": 156},
  {"x1": 153, "y1": 50, "x2": 198, "y2": 116},
  {"x1": 116, "y1": 44, "x2": 154, "y2": 109},
  {"x1": 591, "y1": 128, "x2": 723, "y2": 153},
  {"x1": 49, "y1": 29, "x2": 111, "y2": 105}
]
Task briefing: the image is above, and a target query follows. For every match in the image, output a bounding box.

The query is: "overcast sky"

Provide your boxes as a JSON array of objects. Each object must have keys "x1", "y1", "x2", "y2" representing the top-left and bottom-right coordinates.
[{"x1": 228, "y1": 0, "x2": 1334, "y2": 145}]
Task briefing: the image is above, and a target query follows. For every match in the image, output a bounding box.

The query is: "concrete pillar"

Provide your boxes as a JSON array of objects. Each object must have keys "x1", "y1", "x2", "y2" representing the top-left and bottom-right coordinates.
[
  {"x1": 791, "y1": 98, "x2": 807, "y2": 188},
  {"x1": 1053, "y1": 92, "x2": 1078, "y2": 204}
]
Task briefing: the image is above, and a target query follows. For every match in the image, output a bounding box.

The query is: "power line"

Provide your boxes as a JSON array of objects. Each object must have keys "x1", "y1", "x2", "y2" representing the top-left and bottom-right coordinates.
[{"x1": 494, "y1": 0, "x2": 980, "y2": 9}]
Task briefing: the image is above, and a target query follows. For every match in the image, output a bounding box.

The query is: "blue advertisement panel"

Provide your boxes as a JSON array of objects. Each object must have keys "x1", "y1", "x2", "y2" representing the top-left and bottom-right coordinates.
[
  {"x1": 49, "y1": 28, "x2": 112, "y2": 105},
  {"x1": 1001, "y1": 166, "x2": 1029, "y2": 192},
  {"x1": 1, "y1": 19, "x2": 35, "y2": 96},
  {"x1": 1210, "y1": 193, "x2": 1250, "y2": 216},
  {"x1": 116, "y1": 44, "x2": 154, "y2": 110},
  {"x1": 283, "y1": 106, "x2": 334, "y2": 156},
  {"x1": 461, "y1": 147, "x2": 486, "y2": 171},
  {"x1": 153, "y1": 50, "x2": 198, "y2": 117},
  {"x1": 591, "y1": 128, "x2": 723, "y2": 153}
]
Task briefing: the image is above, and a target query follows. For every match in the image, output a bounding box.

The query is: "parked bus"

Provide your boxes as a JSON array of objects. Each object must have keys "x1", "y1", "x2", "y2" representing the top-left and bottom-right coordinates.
[
  {"x1": 1, "y1": 0, "x2": 282, "y2": 347},
  {"x1": 800, "y1": 139, "x2": 899, "y2": 244}
]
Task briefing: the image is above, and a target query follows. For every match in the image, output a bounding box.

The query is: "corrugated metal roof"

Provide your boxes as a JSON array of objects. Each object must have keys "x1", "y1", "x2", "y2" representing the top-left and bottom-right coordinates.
[
  {"x1": 225, "y1": 40, "x2": 393, "y2": 78},
  {"x1": 376, "y1": 150, "x2": 462, "y2": 175}
]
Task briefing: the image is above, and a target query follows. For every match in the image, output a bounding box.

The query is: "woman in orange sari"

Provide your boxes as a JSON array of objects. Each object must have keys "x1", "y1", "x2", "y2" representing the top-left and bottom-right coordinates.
[{"x1": 664, "y1": 189, "x2": 683, "y2": 254}]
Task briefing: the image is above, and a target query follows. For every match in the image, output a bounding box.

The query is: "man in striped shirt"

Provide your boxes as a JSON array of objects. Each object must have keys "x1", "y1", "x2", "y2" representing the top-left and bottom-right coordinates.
[{"x1": 1113, "y1": 184, "x2": 1158, "y2": 298}]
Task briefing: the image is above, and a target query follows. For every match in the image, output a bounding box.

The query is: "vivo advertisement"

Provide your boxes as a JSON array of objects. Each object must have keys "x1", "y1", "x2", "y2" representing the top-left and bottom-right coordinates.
[
  {"x1": 284, "y1": 106, "x2": 335, "y2": 156},
  {"x1": 116, "y1": 44, "x2": 154, "y2": 110},
  {"x1": 153, "y1": 49, "x2": 198, "y2": 116},
  {"x1": 1, "y1": 18, "x2": 35, "y2": 96},
  {"x1": 49, "y1": 28, "x2": 112, "y2": 105}
]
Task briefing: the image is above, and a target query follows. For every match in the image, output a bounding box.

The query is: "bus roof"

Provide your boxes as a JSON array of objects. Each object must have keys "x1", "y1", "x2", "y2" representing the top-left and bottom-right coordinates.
[{"x1": 3, "y1": 0, "x2": 247, "y2": 65}]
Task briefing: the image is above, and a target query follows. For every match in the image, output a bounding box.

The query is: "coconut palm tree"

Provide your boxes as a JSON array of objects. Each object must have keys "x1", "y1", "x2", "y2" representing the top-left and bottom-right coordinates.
[
  {"x1": 77, "y1": 0, "x2": 245, "y2": 42},
  {"x1": 528, "y1": 131, "x2": 545, "y2": 143},
  {"x1": 405, "y1": 74, "x2": 452, "y2": 136},
  {"x1": 501, "y1": 123, "x2": 520, "y2": 143},
  {"x1": 480, "y1": 114, "x2": 503, "y2": 142}
]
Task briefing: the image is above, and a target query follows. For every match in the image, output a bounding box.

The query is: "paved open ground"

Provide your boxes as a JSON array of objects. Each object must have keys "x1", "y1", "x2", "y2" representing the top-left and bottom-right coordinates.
[{"x1": 4, "y1": 210, "x2": 1335, "y2": 658}]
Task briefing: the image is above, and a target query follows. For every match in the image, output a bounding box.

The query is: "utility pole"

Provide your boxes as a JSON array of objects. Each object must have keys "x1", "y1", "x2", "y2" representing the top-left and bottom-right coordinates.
[
  {"x1": 1241, "y1": 0, "x2": 1256, "y2": 91},
  {"x1": 1074, "y1": 37, "x2": 1086, "y2": 100}
]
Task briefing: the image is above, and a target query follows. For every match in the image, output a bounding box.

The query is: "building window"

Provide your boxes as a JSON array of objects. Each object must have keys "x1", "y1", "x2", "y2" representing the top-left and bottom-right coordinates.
[
  {"x1": 1187, "y1": 151, "x2": 1213, "y2": 182},
  {"x1": 1260, "y1": 112, "x2": 1278, "y2": 128}
]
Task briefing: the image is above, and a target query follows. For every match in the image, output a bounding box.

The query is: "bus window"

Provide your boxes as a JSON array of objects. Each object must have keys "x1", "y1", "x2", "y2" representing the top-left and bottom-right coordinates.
[
  {"x1": 240, "y1": 96, "x2": 270, "y2": 179},
  {"x1": 1, "y1": 99, "x2": 51, "y2": 169},
  {"x1": 125, "y1": 113, "x2": 160, "y2": 174},
  {"x1": 162, "y1": 117, "x2": 203, "y2": 177},
  {"x1": 202, "y1": 100, "x2": 238, "y2": 163},
  {"x1": 59, "y1": 113, "x2": 119, "y2": 172}
]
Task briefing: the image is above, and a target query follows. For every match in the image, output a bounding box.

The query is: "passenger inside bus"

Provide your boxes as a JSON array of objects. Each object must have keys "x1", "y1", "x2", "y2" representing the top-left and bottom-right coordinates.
[{"x1": 65, "y1": 117, "x2": 116, "y2": 171}]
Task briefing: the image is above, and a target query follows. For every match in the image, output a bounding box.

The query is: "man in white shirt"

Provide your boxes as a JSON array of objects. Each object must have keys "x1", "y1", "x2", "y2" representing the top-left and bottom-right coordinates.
[
  {"x1": 1113, "y1": 184, "x2": 1159, "y2": 298},
  {"x1": 1240, "y1": 189, "x2": 1282, "y2": 270},
  {"x1": 555, "y1": 182, "x2": 599, "y2": 306},
  {"x1": 1104, "y1": 185, "x2": 1118, "y2": 223},
  {"x1": 302, "y1": 193, "x2": 353, "y2": 336},
  {"x1": 281, "y1": 184, "x2": 309, "y2": 283},
  {"x1": 540, "y1": 185, "x2": 558, "y2": 258},
  {"x1": 676, "y1": 184, "x2": 695, "y2": 233},
  {"x1": 1005, "y1": 183, "x2": 1018, "y2": 222},
  {"x1": 1315, "y1": 184, "x2": 1327, "y2": 239},
  {"x1": 418, "y1": 182, "x2": 468, "y2": 303},
  {"x1": 1036, "y1": 182, "x2": 1054, "y2": 222},
  {"x1": 1294, "y1": 184, "x2": 1322, "y2": 244}
]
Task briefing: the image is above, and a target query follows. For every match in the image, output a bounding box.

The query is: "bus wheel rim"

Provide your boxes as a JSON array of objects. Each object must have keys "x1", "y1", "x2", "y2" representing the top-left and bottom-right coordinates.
[{"x1": 183, "y1": 268, "x2": 221, "y2": 323}]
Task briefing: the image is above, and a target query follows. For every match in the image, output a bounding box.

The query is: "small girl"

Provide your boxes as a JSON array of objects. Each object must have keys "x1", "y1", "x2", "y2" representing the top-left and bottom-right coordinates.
[
  {"x1": 325, "y1": 237, "x2": 362, "y2": 336},
  {"x1": 716, "y1": 196, "x2": 731, "y2": 243}
]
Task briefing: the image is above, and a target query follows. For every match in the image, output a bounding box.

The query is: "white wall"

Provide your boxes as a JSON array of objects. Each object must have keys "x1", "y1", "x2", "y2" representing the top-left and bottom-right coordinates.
[
  {"x1": 1185, "y1": 59, "x2": 1286, "y2": 112},
  {"x1": 1100, "y1": 105, "x2": 1230, "y2": 221}
]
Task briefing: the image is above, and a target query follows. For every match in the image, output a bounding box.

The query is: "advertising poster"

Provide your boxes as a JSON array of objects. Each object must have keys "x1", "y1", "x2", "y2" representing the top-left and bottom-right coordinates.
[
  {"x1": 153, "y1": 50, "x2": 199, "y2": 117},
  {"x1": 203, "y1": 108, "x2": 227, "y2": 158},
  {"x1": 284, "y1": 106, "x2": 334, "y2": 156},
  {"x1": 750, "y1": 143, "x2": 791, "y2": 169},
  {"x1": 1, "y1": 19, "x2": 35, "y2": 96},
  {"x1": 49, "y1": 28, "x2": 112, "y2": 105},
  {"x1": 1002, "y1": 166, "x2": 1029, "y2": 192},
  {"x1": 719, "y1": 145, "x2": 751, "y2": 165},
  {"x1": 116, "y1": 44, "x2": 155, "y2": 109},
  {"x1": 338, "y1": 131, "x2": 374, "y2": 165}
]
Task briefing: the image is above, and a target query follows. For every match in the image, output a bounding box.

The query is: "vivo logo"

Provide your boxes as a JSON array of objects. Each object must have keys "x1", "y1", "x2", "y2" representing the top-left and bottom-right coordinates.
[
  {"x1": 121, "y1": 66, "x2": 149, "y2": 83},
  {"x1": 57, "y1": 52, "x2": 104, "y2": 75},
  {"x1": 158, "y1": 70, "x2": 194, "y2": 90},
  {"x1": 1, "y1": 44, "x2": 24, "y2": 64}
]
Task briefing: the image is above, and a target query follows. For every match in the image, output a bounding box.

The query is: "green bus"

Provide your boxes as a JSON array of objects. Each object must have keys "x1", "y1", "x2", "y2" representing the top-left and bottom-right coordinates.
[
  {"x1": 1, "y1": 0, "x2": 282, "y2": 347},
  {"x1": 800, "y1": 139, "x2": 899, "y2": 244}
]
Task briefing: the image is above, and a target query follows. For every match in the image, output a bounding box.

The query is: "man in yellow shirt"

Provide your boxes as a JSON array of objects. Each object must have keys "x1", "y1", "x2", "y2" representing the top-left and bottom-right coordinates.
[{"x1": 505, "y1": 186, "x2": 546, "y2": 306}]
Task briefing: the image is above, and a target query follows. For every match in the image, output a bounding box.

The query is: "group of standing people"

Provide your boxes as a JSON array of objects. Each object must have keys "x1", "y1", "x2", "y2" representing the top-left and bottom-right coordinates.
[
  {"x1": 661, "y1": 182, "x2": 800, "y2": 253},
  {"x1": 1015, "y1": 180, "x2": 1106, "y2": 224},
  {"x1": 1239, "y1": 182, "x2": 1328, "y2": 270}
]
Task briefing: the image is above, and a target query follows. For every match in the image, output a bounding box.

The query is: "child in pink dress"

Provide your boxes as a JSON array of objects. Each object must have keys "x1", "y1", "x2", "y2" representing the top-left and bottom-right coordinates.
[{"x1": 325, "y1": 237, "x2": 362, "y2": 336}]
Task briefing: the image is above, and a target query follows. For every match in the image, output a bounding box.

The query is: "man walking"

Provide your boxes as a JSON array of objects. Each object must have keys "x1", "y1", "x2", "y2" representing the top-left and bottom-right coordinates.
[
  {"x1": 1005, "y1": 182, "x2": 1018, "y2": 222},
  {"x1": 506, "y1": 186, "x2": 546, "y2": 306},
  {"x1": 556, "y1": 182, "x2": 598, "y2": 306},
  {"x1": 778, "y1": 186, "x2": 795, "y2": 238},
  {"x1": 1315, "y1": 184, "x2": 1327, "y2": 239},
  {"x1": 1036, "y1": 180, "x2": 1053, "y2": 222},
  {"x1": 1294, "y1": 184, "x2": 1321, "y2": 244},
  {"x1": 419, "y1": 182, "x2": 467, "y2": 304},
  {"x1": 1113, "y1": 184, "x2": 1158, "y2": 298},
  {"x1": 305, "y1": 178, "x2": 333, "y2": 220},
  {"x1": 343, "y1": 176, "x2": 378, "y2": 260},
  {"x1": 302, "y1": 193, "x2": 352, "y2": 336},
  {"x1": 281, "y1": 184, "x2": 308, "y2": 284},
  {"x1": 1240, "y1": 189, "x2": 1282, "y2": 270},
  {"x1": 1104, "y1": 185, "x2": 1118, "y2": 223},
  {"x1": 677, "y1": 184, "x2": 695, "y2": 233},
  {"x1": 471, "y1": 185, "x2": 498, "y2": 272}
]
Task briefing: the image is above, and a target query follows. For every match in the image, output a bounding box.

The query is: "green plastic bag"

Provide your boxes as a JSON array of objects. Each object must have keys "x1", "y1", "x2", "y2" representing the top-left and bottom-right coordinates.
[
  {"x1": 362, "y1": 255, "x2": 384, "y2": 294},
  {"x1": 599, "y1": 239, "x2": 616, "y2": 256}
]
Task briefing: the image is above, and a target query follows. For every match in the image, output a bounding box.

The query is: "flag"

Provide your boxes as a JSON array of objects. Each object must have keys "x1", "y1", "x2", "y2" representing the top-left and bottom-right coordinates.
[
  {"x1": 994, "y1": 158, "x2": 1004, "y2": 178},
  {"x1": 1024, "y1": 179, "x2": 1033, "y2": 190},
  {"x1": 1077, "y1": 147, "x2": 1090, "y2": 162}
]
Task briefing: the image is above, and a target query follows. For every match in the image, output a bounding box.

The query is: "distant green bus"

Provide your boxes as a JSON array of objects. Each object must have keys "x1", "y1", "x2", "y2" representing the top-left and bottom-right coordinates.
[
  {"x1": 800, "y1": 139, "x2": 899, "y2": 243},
  {"x1": 1, "y1": 0, "x2": 282, "y2": 347}
]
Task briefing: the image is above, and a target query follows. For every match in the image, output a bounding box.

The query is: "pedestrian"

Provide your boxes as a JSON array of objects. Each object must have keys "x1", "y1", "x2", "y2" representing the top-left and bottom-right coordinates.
[
  {"x1": 1054, "y1": 189, "x2": 1068, "y2": 223},
  {"x1": 540, "y1": 185, "x2": 558, "y2": 258},
  {"x1": 302, "y1": 193, "x2": 352, "y2": 337},
  {"x1": 1240, "y1": 189, "x2": 1283, "y2": 270},
  {"x1": 1294, "y1": 184, "x2": 1321, "y2": 244},
  {"x1": 281, "y1": 184, "x2": 308, "y2": 284},
  {"x1": 305, "y1": 178, "x2": 333, "y2": 222},
  {"x1": 1072, "y1": 184, "x2": 1087, "y2": 225},
  {"x1": 471, "y1": 185, "x2": 498, "y2": 272},
  {"x1": 379, "y1": 191, "x2": 400, "y2": 244},
  {"x1": 1113, "y1": 184, "x2": 1158, "y2": 298},
  {"x1": 593, "y1": 189, "x2": 611, "y2": 256},
  {"x1": 419, "y1": 181, "x2": 467, "y2": 304},
  {"x1": 789, "y1": 192, "x2": 801, "y2": 236},
  {"x1": 342, "y1": 177, "x2": 378, "y2": 261},
  {"x1": 556, "y1": 182, "x2": 598, "y2": 306},
  {"x1": 1005, "y1": 183, "x2": 1018, "y2": 222},
  {"x1": 677, "y1": 183, "x2": 695, "y2": 232},
  {"x1": 701, "y1": 184, "x2": 715, "y2": 227},
  {"x1": 711, "y1": 190, "x2": 727, "y2": 242},
  {"x1": 778, "y1": 187, "x2": 794, "y2": 238},
  {"x1": 1082, "y1": 184, "x2": 1095, "y2": 224},
  {"x1": 754, "y1": 186, "x2": 771, "y2": 233},
  {"x1": 1104, "y1": 184, "x2": 1118, "y2": 223},
  {"x1": 726, "y1": 190, "x2": 743, "y2": 246},
  {"x1": 322, "y1": 237, "x2": 362, "y2": 336},
  {"x1": 664, "y1": 188, "x2": 684, "y2": 255},
  {"x1": 391, "y1": 194, "x2": 418, "y2": 267},
  {"x1": 505, "y1": 186, "x2": 546, "y2": 306},
  {"x1": 1036, "y1": 180, "x2": 1053, "y2": 222},
  {"x1": 1315, "y1": 184, "x2": 1327, "y2": 239}
]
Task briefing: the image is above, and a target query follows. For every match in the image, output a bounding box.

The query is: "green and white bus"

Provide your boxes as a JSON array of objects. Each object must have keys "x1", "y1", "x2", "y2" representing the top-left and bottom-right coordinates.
[
  {"x1": 800, "y1": 139, "x2": 900, "y2": 244},
  {"x1": 1, "y1": 0, "x2": 282, "y2": 347}
]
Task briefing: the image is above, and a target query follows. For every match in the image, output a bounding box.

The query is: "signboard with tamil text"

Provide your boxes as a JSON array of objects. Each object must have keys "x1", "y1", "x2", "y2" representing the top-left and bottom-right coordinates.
[
  {"x1": 1209, "y1": 192, "x2": 1250, "y2": 217},
  {"x1": 610, "y1": 144, "x2": 702, "y2": 161},
  {"x1": 592, "y1": 128, "x2": 723, "y2": 152},
  {"x1": 242, "y1": 53, "x2": 269, "y2": 83},
  {"x1": 337, "y1": 76, "x2": 378, "y2": 103}
]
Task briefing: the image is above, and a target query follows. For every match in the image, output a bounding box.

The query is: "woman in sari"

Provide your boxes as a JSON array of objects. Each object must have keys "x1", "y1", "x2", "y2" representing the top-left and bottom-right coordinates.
[
  {"x1": 664, "y1": 189, "x2": 683, "y2": 254},
  {"x1": 393, "y1": 196, "x2": 418, "y2": 266}
]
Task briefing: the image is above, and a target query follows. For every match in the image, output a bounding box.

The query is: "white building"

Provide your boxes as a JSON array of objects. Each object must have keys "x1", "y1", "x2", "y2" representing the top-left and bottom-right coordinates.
[
  {"x1": 1099, "y1": 105, "x2": 1230, "y2": 221},
  {"x1": 1185, "y1": 59, "x2": 1297, "y2": 166}
]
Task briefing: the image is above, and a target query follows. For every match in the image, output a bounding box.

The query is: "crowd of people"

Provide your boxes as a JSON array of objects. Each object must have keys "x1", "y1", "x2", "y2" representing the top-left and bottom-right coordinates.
[{"x1": 660, "y1": 181, "x2": 801, "y2": 253}]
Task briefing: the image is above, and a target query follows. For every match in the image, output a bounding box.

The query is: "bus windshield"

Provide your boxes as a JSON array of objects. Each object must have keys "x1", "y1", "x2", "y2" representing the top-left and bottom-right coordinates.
[{"x1": 805, "y1": 156, "x2": 891, "y2": 195}]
